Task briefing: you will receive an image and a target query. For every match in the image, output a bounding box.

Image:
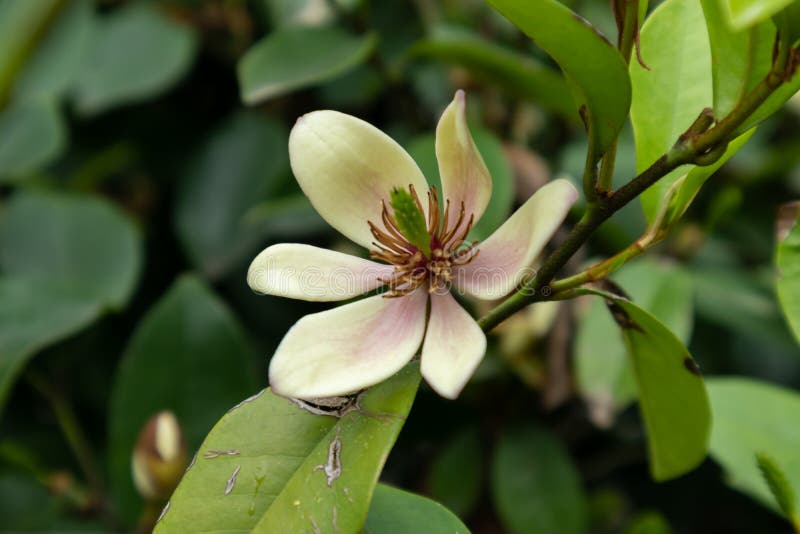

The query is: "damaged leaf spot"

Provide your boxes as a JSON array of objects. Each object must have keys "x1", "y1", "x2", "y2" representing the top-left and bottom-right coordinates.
[
  {"x1": 290, "y1": 394, "x2": 360, "y2": 418},
  {"x1": 204, "y1": 448, "x2": 240, "y2": 459},
  {"x1": 605, "y1": 300, "x2": 644, "y2": 332},
  {"x1": 314, "y1": 429, "x2": 343, "y2": 487},
  {"x1": 683, "y1": 357, "x2": 702, "y2": 376},
  {"x1": 224, "y1": 464, "x2": 241, "y2": 495}
]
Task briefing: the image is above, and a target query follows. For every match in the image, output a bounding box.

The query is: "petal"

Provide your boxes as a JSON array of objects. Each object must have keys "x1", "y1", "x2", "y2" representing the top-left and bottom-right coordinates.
[
  {"x1": 289, "y1": 110, "x2": 429, "y2": 249},
  {"x1": 454, "y1": 179, "x2": 578, "y2": 300},
  {"x1": 435, "y1": 90, "x2": 492, "y2": 229},
  {"x1": 269, "y1": 288, "x2": 428, "y2": 398},
  {"x1": 421, "y1": 291, "x2": 486, "y2": 399},
  {"x1": 247, "y1": 243, "x2": 394, "y2": 302}
]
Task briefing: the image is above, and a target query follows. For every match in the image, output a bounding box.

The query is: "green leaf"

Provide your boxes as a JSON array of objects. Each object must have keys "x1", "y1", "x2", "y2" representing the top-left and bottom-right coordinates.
[
  {"x1": 0, "y1": 473, "x2": 60, "y2": 530},
  {"x1": 485, "y1": 0, "x2": 632, "y2": 157},
  {"x1": 73, "y1": 2, "x2": 197, "y2": 115},
  {"x1": 575, "y1": 259, "x2": 693, "y2": 426},
  {"x1": 156, "y1": 363, "x2": 420, "y2": 533},
  {"x1": 0, "y1": 191, "x2": 141, "y2": 414},
  {"x1": 109, "y1": 276, "x2": 258, "y2": 525},
  {"x1": 777, "y1": 208, "x2": 800, "y2": 345},
  {"x1": 427, "y1": 427, "x2": 482, "y2": 518},
  {"x1": 585, "y1": 288, "x2": 711, "y2": 480},
  {"x1": 409, "y1": 25, "x2": 576, "y2": 120},
  {"x1": 0, "y1": 99, "x2": 66, "y2": 182},
  {"x1": 631, "y1": 0, "x2": 712, "y2": 222},
  {"x1": 174, "y1": 113, "x2": 290, "y2": 279},
  {"x1": 364, "y1": 484, "x2": 471, "y2": 533},
  {"x1": 707, "y1": 377, "x2": 800, "y2": 516},
  {"x1": 238, "y1": 26, "x2": 377, "y2": 104},
  {"x1": 756, "y1": 452, "x2": 799, "y2": 523},
  {"x1": 405, "y1": 127, "x2": 514, "y2": 240},
  {"x1": 719, "y1": 0, "x2": 797, "y2": 31},
  {"x1": 491, "y1": 424, "x2": 586, "y2": 534},
  {"x1": 12, "y1": 0, "x2": 93, "y2": 101}
]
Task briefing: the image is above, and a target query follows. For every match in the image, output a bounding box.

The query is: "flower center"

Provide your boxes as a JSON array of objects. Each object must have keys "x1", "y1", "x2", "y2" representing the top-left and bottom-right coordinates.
[{"x1": 369, "y1": 184, "x2": 479, "y2": 297}]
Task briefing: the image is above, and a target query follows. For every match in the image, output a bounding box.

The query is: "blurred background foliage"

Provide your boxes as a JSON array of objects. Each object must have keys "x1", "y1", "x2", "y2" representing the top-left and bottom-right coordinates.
[{"x1": 0, "y1": 0, "x2": 799, "y2": 532}]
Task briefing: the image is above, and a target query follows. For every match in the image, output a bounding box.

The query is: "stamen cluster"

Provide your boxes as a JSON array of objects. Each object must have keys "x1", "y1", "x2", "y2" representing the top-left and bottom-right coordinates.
[{"x1": 369, "y1": 185, "x2": 479, "y2": 297}]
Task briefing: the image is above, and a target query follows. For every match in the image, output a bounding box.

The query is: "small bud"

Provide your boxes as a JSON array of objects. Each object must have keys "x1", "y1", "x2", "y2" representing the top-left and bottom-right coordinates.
[{"x1": 132, "y1": 411, "x2": 187, "y2": 502}]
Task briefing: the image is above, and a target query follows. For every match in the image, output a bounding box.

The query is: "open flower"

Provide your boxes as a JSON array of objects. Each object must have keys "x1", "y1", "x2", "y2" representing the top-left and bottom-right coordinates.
[{"x1": 248, "y1": 91, "x2": 578, "y2": 400}]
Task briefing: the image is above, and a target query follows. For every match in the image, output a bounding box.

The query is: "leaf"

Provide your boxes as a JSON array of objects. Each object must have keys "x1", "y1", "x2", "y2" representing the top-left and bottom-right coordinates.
[
  {"x1": 238, "y1": 26, "x2": 377, "y2": 104},
  {"x1": 491, "y1": 424, "x2": 586, "y2": 534},
  {"x1": 631, "y1": 0, "x2": 712, "y2": 222},
  {"x1": 0, "y1": 99, "x2": 66, "y2": 182},
  {"x1": 405, "y1": 127, "x2": 514, "y2": 240},
  {"x1": 72, "y1": 2, "x2": 197, "y2": 115},
  {"x1": 174, "y1": 113, "x2": 290, "y2": 279},
  {"x1": 756, "y1": 452, "x2": 799, "y2": 523},
  {"x1": 0, "y1": 191, "x2": 141, "y2": 413},
  {"x1": 409, "y1": 25, "x2": 576, "y2": 119},
  {"x1": 584, "y1": 288, "x2": 711, "y2": 480},
  {"x1": 776, "y1": 207, "x2": 800, "y2": 345},
  {"x1": 485, "y1": 0, "x2": 632, "y2": 157},
  {"x1": 427, "y1": 427, "x2": 482, "y2": 518},
  {"x1": 12, "y1": 0, "x2": 93, "y2": 101},
  {"x1": 718, "y1": 0, "x2": 797, "y2": 31},
  {"x1": 156, "y1": 363, "x2": 420, "y2": 533},
  {"x1": 363, "y1": 484, "x2": 471, "y2": 533},
  {"x1": 575, "y1": 259, "x2": 693, "y2": 427},
  {"x1": 707, "y1": 377, "x2": 800, "y2": 516},
  {"x1": 109, "y1": 276, "x2": 259, "y2": 525}
]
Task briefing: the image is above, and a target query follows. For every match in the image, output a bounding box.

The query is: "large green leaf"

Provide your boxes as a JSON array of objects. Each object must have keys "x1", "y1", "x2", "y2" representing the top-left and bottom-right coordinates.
[
  {"x1": 427, "y1": 427, "x2": 482, "y2": 519},
  {"x1": 777, "y1": 211, "x2": 800, "y2": 345},
  {"x1": 0, "y1": 99, "x2": 66, "y2": 181},
  {"x1": 238, "y1": 26, "x2": 377, "y2": 104},
  {"x1": 719, "y1": 0, "x2": 797, "y2": 30},
  {"x1": 575, "y1": 259, "x2": 693, "y2": 426},
  {"x1": 491, "y1": 424, "x2": 586, "y2": 534},
  {"x1": 632, "y1": 0, "x2": 711, "y2": 221},
  {"x1": 174, "y1": 113, "x2": 289, "y2": 279},
  {"x1": 73, "y1": 2, "x2": 197, "y2": 115},
  {"x1": 485, "y1": 0, "x2": 631, "y2": 157},
  {"x1": 707, "y1": 377, "x2": 800, "y2": 515},
  {"x1": 405, "y1": 127, "x2": 514, "y2": 240},
  {"x1": 588, "y1": 289, "x2": 711, "y2": 480},
  {"x1": 156, "y1": 363, "x2": 420, "y2": 533},
  {"x1": 0, "y1": 191, "x2": 140, "y2": 413},
  {"x1": 409, "y1": 25, "x2": 575, "y2": 119},
  {"x1": 109, "y1": 276, "x2": 259, "y2": 525},
  {"x1": 364, "y1": 484, "x2": 470, "y2": 533}
]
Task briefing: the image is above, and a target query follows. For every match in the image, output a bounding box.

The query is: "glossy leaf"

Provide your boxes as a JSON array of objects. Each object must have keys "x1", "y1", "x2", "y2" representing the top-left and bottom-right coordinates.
[
  {"x1": 238, "y1": 26, "x2": 377, "y2": 104},
  {"x1": 427, "y1": 427, "x2": 482, "y2": 518},
  {"x1": 491, "y1": 424, "x2": 586, "y2": 534},
  {"x1": 720, "y1": 0, "x2": 797, "y2": 30},
  {"x1": 73, "y1": 2, "x2": 197, "y2": 115},
  {"x1": 405, "y1": 127, "x2": 514, "y2": 240},
  {"x1": 0, "y1": 99, "x2": 66, "y2": 181},
  {"x1": 707, "y1": 377, "x2": 800, "y2": 515},
  {"x1": 157, "y1": 363, "x2": 420, "y2": 533},
  {"x1": 174, "y1": 113, "x2": 290, "y2": 279},
  {"x1": 0, "y1": 191, "x2": 140, "y2": 413},
  {"x1": 110, "y1": 276, "x2": 258, "y2": 525},
  {"x1": 575, "y1": 259, "x2": 693, "y2": 427},
  {"x1": 632, "y1": 0, "x2": 712, "y2": 221},
  {"x1": 364, "y1": 484, "x2": 471, "y2": 533},
  {"x1": 590, "y1": 290, "x2": 711, "y2": 480},
  {"x1": 409, "y1": 25, "x2": 575, "y2": 119},
  {"x1": 485, "y1": 0, "x2": 631, "y2": 157},
  {"x1": 777, "y1": 207, "x2": 800, "y2": 345}
]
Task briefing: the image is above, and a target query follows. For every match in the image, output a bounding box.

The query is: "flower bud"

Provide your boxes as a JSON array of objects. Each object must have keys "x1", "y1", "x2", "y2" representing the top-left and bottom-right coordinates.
[{"x1": 131, "y1": 411, "x2": 187, "y2": 501}]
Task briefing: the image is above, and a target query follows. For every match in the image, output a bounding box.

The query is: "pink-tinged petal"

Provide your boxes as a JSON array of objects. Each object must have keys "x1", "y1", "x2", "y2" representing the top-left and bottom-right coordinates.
[
  {"x1": 421, "y1": 291, "x2": 486, "y2": 399},
  {"x1": 454, "y1": 179, "x2": 578, "y2": 300},
  {"x1": 269, "y1": 288, "x2": 428, "y2": 398},
  {"x1": 247, "y1": 244, "x2": 394, "y2": 302},
  {"x1": 289, "y1": 110, "x2": 429, "y2": 249},
  {"x1": 435, "y1": 90, "x2": 492, "y2": 231}
]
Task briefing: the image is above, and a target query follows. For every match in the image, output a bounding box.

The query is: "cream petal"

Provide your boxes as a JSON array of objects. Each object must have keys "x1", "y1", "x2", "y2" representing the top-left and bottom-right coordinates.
[
  {"x1": 289, "y1": 110, "x2": 429, "y2": 249},
  {"x1": 247, "y1": 243, "x2": 394, "y2": 302},
  {"x1": 269, "y1": 288, "x2": 428, "y2": 399},
  {"x1": 421, "y1": 291, "x2": 486, "y2": 399},
  {"x1": 435, "y1": 90, "x2": 492, "y2": 230},
  {"x1": 454, "y1": 179, "x2": 578, "y2": 300}
]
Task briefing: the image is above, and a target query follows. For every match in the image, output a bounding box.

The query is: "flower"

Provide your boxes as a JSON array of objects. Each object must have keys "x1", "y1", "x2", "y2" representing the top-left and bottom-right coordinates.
[{"x1": 247, "y1": 91, "x2": 578, "y2": 400}]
